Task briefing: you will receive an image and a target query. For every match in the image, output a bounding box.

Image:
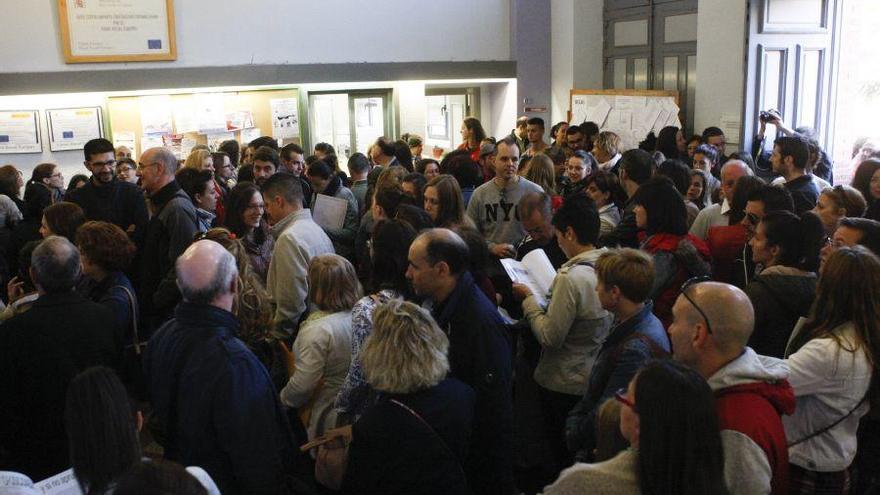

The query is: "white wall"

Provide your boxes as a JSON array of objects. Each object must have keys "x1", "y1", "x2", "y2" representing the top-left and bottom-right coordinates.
[
  {"x1": 551, "y1": 0, "x2": 620, "y2": 124},
  {"x1": 487, "y1": 81, "x2": 518, "y2": 139},
  {"x1": 695, "y1": 0, "x2": 747, "y2": 146},
  {"x1": 2, "y1": 0, "x2": 511, "y2": 73}
]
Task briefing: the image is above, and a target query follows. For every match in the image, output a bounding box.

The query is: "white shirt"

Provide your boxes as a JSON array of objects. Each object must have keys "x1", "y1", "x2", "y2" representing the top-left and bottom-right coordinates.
[
  {"x1": 688, "y1": 199, "x2": 730, "y2": 240},
  {"x1": 783, "y1": 322, "x2": 872, "y2": 471}
]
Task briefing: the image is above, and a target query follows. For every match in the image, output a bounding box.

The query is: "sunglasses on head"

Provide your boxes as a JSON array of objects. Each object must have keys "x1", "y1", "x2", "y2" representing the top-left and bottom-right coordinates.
[{"x1": 680, "y1": 275, "x2": 713, "y2": 334}]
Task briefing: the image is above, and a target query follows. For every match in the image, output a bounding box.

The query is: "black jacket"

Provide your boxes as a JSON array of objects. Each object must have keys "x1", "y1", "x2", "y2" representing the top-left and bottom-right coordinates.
[
  {"x1": 66, "y1": 178, "x2": 148, "y2": 248},
  {"x1": 599, "y1": 199, "x2": 638, "y2": 248},
  {"x1": 782, "y1": 174, "x2": 820, "y2": 216},
  {"x1": 144, "y1": 303, "x2": 297, "y2": 494},
  {"x1": 432, "y1": 271, "x2": 514, "y2": 495},
  {"x1": 746, "y1": 271, "x2": 817, "y2": 358},
  {"x1": 0, "y1": 292, "x2": 118, "y2": 480},
  {"x1": 343, "y1": 378, "x2": 475, "y2": 495},
  {"x1": 139, "y1": 181, "x2": 198, "y2": 331}
]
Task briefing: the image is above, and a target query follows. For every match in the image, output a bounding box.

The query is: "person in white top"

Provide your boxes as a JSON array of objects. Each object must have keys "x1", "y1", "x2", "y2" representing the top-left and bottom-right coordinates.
[{"x1": 783, "y1": 246, "x2": 877, "y2": 492}]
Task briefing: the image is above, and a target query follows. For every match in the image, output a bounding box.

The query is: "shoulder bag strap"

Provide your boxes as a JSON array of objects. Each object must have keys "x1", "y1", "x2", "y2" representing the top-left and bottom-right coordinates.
[
  {"x1": 112, "y1": 284, "x2": 141, "y2": 354},
  {"x1": 389, "y1": 398, "x2": 467, "y2": 479},
  {"x1": 787, "y1": 392, "x2": 870, "y2": 447}
]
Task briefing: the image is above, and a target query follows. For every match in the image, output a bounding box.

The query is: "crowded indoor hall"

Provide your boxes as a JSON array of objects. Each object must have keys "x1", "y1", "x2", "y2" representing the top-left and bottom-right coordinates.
[{"x1": 0, "y1": 0, "x2": 879, "y2": 494}]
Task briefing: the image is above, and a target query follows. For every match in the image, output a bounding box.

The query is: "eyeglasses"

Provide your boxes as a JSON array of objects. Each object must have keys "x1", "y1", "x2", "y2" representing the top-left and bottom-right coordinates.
[
  {"x1": 90, "y1": 159, "x2": 116, "y2": 168},
  {"x1": 245, "y1": 203, "x2": 265, "y2": 211},
  {"x1": 680, "y1": 275, "x2": 713, "y2": 334},
  {"x1": 614, "y1": 388, "x2": 635, "y2": 409},
  {"x1": 745, "y1": 212, "x2": 760, "y2": 226}
]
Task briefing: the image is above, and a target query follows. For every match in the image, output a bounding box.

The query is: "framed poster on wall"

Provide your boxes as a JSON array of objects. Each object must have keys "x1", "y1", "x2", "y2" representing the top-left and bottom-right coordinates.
[
  {"x1": 0, "y1": 111, "x2": 42, "y2": 154},
  {"x1": 47, "y1": 107, "x2": 104, "y2": 151},
  {"x1": 58, "y1": 0, "x2": 177, "y2": 63}
]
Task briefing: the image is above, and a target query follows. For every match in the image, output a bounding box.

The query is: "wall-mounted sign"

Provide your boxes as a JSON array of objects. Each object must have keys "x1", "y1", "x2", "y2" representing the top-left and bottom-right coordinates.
[
  {"x1": 58, "y1": 0, "x2": 177, "y2": 63},
  {"x1": 47, "y1": 107, "x2": 104, "y2": 151},
  {"x1": 0, "y1": 111, "x2": 42, "y2": 154}
]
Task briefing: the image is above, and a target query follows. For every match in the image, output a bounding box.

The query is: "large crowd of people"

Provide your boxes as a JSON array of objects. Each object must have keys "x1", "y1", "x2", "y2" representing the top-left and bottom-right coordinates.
[{"x1": 0, "y1": 112, "x2": 878, "y2": 495}]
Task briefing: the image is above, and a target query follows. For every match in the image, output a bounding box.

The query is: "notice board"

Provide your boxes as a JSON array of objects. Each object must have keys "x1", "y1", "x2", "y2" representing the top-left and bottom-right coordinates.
[{"x1": 569, "y1": 89, "x2": 680, "y2": 152}]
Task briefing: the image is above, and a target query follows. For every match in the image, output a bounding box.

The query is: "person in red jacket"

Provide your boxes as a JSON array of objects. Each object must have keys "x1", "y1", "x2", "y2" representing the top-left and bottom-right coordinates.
[
  {"x1": 669, "y1": 280, "x2": 795, "y2": 495},
  {"x1": 632, "y1": 177, "x2": 711, "y2": 328}
]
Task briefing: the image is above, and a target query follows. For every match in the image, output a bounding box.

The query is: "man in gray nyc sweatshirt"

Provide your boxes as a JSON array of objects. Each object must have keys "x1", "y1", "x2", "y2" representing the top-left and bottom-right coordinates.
[{"x1": 467, "y1": 136, "x2": 543, "y2": 258}]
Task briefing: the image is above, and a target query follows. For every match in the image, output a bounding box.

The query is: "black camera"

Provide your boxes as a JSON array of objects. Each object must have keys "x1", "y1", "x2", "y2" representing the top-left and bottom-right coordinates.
[{"x1": 759, "y1": 110, "x2": 778, "y2": 123}]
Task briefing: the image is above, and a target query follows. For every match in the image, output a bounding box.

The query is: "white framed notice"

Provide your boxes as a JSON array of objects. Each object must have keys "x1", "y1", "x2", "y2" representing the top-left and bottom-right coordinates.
[
  {"x1": 58, "y1": 0, "x2": 177, "y2": 63},
  {"x1": 47, "y1": 107, "x2": 104, "y2": 152},
  {"x1": 0, "y1": 110, "x2": 42, "y2": 154}
]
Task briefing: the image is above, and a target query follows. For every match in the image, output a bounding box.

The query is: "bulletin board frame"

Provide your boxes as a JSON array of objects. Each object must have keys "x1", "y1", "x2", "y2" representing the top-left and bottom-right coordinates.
[
  {"x1": 569, "y1": 88, "x2": 680, "y2": 122},
  {"x1": 46, "y1": 106, "x2": 105, "y2": 152},
  {"x1": 0, "y1": 110, "x2": 43, "y2": 154},
  {"x1": 58, "y1": 0, "x2": 177, "y2": 64}
]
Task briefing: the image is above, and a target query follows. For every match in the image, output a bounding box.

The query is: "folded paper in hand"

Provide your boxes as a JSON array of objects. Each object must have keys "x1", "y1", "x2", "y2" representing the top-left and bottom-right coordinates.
[
  {"x1": 312, "y1": 194, "x2": 348, "y2": 231},
  {"x1": 500, "y1": 249, "x2": 557, "y2": 308}
]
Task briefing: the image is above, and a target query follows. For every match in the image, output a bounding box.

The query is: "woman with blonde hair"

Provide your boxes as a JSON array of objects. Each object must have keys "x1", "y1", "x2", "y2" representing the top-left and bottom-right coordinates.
[
  {"x1": 525, "y1": 153, "x2": 562, "y2": 211},
  {"x1": 341, "y1": 299, "x2": 475, "y2": 494},
  {"x1": 812, "y1": 185, "x2": 867, "y2": 236},
  {"x1": 280, "y1": 254, "x2": 361, "y2": 441},
  {"x1": 784, "y1": 245, "x2": 879, "y2": 494}
]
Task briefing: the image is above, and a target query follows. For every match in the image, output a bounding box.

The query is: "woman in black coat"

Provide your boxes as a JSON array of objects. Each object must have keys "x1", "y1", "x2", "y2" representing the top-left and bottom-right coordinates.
[{"x1": 341, "y1": 299, "x2": 475, "y2": 495}]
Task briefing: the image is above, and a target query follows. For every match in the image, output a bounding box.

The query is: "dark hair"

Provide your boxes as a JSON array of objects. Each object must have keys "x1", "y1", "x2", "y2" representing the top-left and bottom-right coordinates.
[
  {"x1": 18, "y1": 240, "x2": 40, "y2": 292},
  {"x1": 261, "y1": 172, "x2": 303, "y2": 205},
  {"x1": 279, "y1": 143, "x2": 304, "y2": 162},
  {"x1": 423, "y1": 230, "x2": 470, "y2": 275},
  {"x1": 688, "y1": 169, "x2": 709, "y2": 209},
  {"x1": 494, "y1": 136, "x2": 519, "y2": 156},
  {"x1": 620, "y1": 149, "x2": 654, "y2": 186},
  {"x1": 693, "y1": 144, "x2": 719, "y2": 164},
  {"x1": 425, "y1": 175, "x2": 467, "y2": 228},
  {"x1": 526, "y1": 117, "x2": 545, "y2": 129},
  {"x1": 550, "y1": 121, "x2": 567, "y2": 140},
  {"x1": 114, "y1": 460, "x2": 208, "y2": 495},
  {"x1": 347, "y1": 153, "x2": 371, "y2": 175},
  {"x1": 393, "y1": 140, "x2": 414, "y2": 172},
  {"x1": 253, "y1": 145, "x2": 280, "y2": 167},
  {"x1": 633, "y1": 177, "x2": 688, "y2": 236},
  {"x1": 395, "y1": 204, "x2": 434, "y2": 232},
  {"x1": 639, "y1": 132, "x2": 657, "y2": 152},
  {"x1": 656, "y1": 126, "x2": 681, "y2": 160},
  {"x1": 83, "y1": 138, "x2": 114, "y2": 161},
  {"x1": 44, "y1": 202, "x2": 86, "y2": 242},
  {"x1": 224, "y1": 182, "x2": 266, "y2": 244},
  {"x1": 565, "y1": 124, "x2": 583, "y2": 136},
  {"x1": 581, "y1": 121, "x2": 600, "y2": 138},
  {"x1": 773, "y1": 136, "x2": 810, "y2": 170},
  {"x1": 248, "y1": 135, "x2": 278, "y2": 151},
  {"x1": 701, "y1": 126, "x2": 725, "y2": 141},
  {"x1": 518, "y1": 192, "x2": 552, "y2": 221},
  {"x1": 218, "y1": 139, "x2": 240, "y2": 165},
  {"x1": 374, "y1": 183, "x2": 406, "y2": 218},
  {"x1": 322, "y1": 153, "x2": 340, "y2": 174},
  {"x1": 65, "y1": 367, "x2": 141, "y2": 494},
  {"x1": 441, "y1": 153, "x2": 482, "y2": 189},
  {"x1": 370, "y1": 219, "x2": 417, "y2": 298},
  {"x1": 839, "y1": 217, "x2": 880, "y2": 255},
  {"x1": 551, "y1": 193, "x2": 600, "y2": 246},
  {"x1": 30, "y1": 162, "x2": 57, "y2": 185},
  {"x1": 415, "y1": 158, "x2": 440, "y2": 176},
  {"x1": 729, "y1": 175, "x2": 766, "y2": 224},
  {"x1": 175, "y1": 168, "x2": 214, "y2": 204},
  {"x1": 0, "y1": 165, "x2": 21, "y2": 199},
  {"x1": 314, "y1": 142, "x2": 335, "y2": 156},
  {"x1": 656, "y1": 159, "x2": 691, "y2": 196},
  {"x1": 760, "y1": 210, "x2": 824, "y2": 271},
  {"x1": 374, "y1": 137, "x2": 395, "y2": 157},
  {"x1": 634, "y1": 360, "x2": 727, "y2": 495},
  {"x1": 76, "y1": 221, "x2": 136, "y2": 273},
  {"x1": 402, "y1": 172, "x2": 427, "y2": 206},
  {"x1": 306, "y1": 159, "x2": 333, "y2": 180},
  {"x1": 211, "y1": 151, "x2": 229, "y2": 169},
  {"x1": 462, "y1": 117, "x2": 488, "y2": 147},
  {"x1": 544, "y1": 146, "x2": 567, "y2": 167},
  {"x1": 453, "y1": 226, "x2": 492, "y2": 277},
  {"x1": 851, "y1": 159, "x2": 880, "y2": 207},
  {"x1": 586, "y1": 170, "x2": 627, "y2": 207},
  {"x1": 729, "y1": 150, "x2": 756, "y2": 171},
  {"x1": 747, "y1": 184, "x2": 795, "y2": 214},
  {"x1": 67, "y1": 174, "x2": 89, "y2": 191}
]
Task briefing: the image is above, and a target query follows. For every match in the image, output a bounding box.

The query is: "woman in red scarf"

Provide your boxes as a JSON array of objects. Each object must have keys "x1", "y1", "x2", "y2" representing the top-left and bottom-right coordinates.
[
  {"x1": 632, "y1": 177, "x2": 711, "y2": 327},
  {"x1": 458, "y1": 117, "x2": 487, "y2": 163}
]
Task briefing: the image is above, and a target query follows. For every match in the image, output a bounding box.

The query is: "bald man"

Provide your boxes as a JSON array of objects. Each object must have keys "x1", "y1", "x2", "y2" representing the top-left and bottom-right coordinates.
[
  {"x1": 669, "y1": 281, "x2": 794, "y2": 495},
  {"x1": 689, "y1": 160, "x2": 753, "y2": 240},
  {"x1": 144, "y1": 241, "x2": 299, "y2": 494},
  {"x1": 406, "y1": 228, "x2": 514, "y2": 495},
  {"x1": 137, "y1": 147, "x2": 199, "y2": 330}
]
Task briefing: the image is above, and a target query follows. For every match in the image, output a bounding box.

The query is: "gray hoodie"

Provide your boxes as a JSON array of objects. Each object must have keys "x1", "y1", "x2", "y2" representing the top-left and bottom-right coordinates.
[{"x1": 466, "y1": 177, "x2": 543, "y2": 248}]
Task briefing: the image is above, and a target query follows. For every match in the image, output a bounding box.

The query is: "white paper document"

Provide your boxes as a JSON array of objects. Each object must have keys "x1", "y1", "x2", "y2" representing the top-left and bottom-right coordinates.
[
  {"x1": 241, "y1": 127, "x2": 262, "y2": 145},
  {"x1": 270, "y1": 98, "x2": 300, "y2": 139},
  {"x1": 113, "y1": 131, "x2": 136, "y2": 156},
  {"x1": 0, "y1": 111, "x2": 41, "y2": 154},
  {"x1": 312, "y1": 194, "x2": 348, "y2": 231},
  {"x1": 500, "y1": 249, "x2": 557, "y2": 308},
  {"x1": 173, "y1": 98, "x2": 198, "y2": 134},
  {"x1": 35, "y1": 469, "x2": 82, "y2": 495},
  {"x1": 194, "y1": 93, "x2": 227, "y2": 134},
  {"x1": 47, "y1": 107, "x2": 103, "y2": 152},
  {"x1": 586, "y1": 99, "x2": 612, "y2": 127},
  {"x1": 139, "y1": 95, "x2": 173, "y2": 136}
]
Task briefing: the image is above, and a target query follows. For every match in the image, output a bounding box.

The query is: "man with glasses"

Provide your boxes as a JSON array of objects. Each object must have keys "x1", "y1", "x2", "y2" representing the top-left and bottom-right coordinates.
[
  {"x1": 668, "y1": 280, "x2": 794, "y2": 495},
  {"x1": 733, "y1": 185, "x2": 795, "y2": 288},
  {"x1": 66, "y1": 138, "x2": 148, "y2": 247},
  {"x1": 137, "y1": 146, "x2": 200, "y2": 331}
]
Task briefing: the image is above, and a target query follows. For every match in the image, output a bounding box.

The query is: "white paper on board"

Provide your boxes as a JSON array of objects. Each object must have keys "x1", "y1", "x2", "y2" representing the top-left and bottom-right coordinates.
[
  {"x1": 113, "y1": 131, "x2": 136, "y2": 156},
  {"x1": 139, "y1": 95, "x2": 173, "y2": 136},
  {"x1": 241, "y1": 127, "x2": 262, "y2": 145},
  {"x1": 587, "y1": 99, "x2": 612, "y2": 127},
  {"x1": 173, "y1": 98, "x2": 198, "y2": 134},
  {"x1": 720, "y1": 112, "x2": 742, "y2": 143},
  {"x1": 270, "y1": 98, "x2": 300, "y2": 139},
  {"x1": 615, "y1": 95, "x2": 635, "y2": 110},
  {"x1": 194, "y1": 93, "x2": 227, "y2": 134}
]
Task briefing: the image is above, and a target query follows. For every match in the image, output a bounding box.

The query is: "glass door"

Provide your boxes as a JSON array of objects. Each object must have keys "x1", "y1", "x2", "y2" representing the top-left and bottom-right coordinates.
[
  {"x1": 307, "y1": 91, "x2": 392, "y2": 158},
  {"x1": 351, "y1": 96, "x2": 385, "y2": 154}
]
